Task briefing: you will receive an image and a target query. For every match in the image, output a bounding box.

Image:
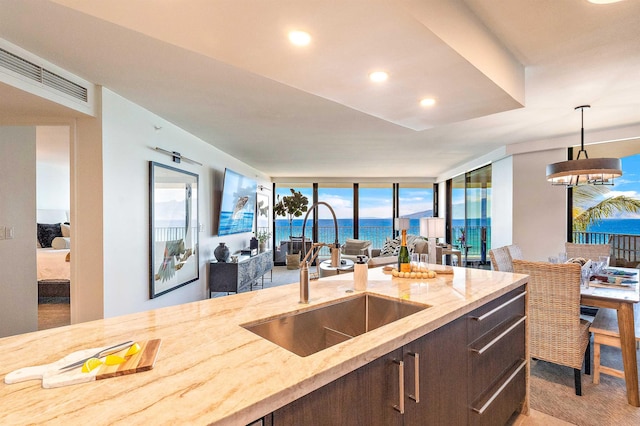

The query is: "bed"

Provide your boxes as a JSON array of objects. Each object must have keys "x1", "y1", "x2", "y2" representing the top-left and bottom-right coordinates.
[
  {"x1": 37, "y1": 248, "x2": 70, "y2": 281},
  {"x1": 36, "y1": 209, "x2": 71, "y2": 302}
]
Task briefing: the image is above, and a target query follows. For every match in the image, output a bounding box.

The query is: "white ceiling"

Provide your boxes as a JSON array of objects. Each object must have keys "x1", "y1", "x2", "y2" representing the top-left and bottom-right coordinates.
[{"x1": 0, "y1": 0, "x2": 639, "y2": 180}]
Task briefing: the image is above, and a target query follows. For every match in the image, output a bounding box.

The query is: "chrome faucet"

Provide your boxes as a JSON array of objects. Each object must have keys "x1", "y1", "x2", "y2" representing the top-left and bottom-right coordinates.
[{"x1": 299, "y1": 201, "x2": 341, "y2": 304}]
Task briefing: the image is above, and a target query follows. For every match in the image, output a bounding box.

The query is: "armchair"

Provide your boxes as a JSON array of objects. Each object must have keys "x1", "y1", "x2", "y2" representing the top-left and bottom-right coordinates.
[{"x1": 340, "y1": 238, "x2": 372, "y2": 262}]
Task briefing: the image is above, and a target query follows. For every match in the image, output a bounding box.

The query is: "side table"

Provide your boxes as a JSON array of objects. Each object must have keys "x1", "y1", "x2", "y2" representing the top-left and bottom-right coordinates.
[{"x1": 319, "y1": 259, "x2": 355, "y2": 278}]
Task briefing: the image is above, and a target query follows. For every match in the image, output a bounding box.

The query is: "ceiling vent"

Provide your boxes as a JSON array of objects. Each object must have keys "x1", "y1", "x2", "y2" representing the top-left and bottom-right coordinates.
[{"x1": 0, "y1": 47, "x2": 88, "y2": 102}]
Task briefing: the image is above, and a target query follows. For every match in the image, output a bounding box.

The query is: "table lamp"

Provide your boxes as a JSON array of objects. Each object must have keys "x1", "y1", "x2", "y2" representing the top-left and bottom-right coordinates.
[{"x1": 420, "y1": 217, "x2": 446, "y2": 265}]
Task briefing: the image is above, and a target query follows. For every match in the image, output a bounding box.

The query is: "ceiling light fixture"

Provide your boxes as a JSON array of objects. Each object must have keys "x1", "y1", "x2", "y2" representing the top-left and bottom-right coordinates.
[
  {"x1": 546, "y1": 105, "x2": 622, "y2": 187},
  {"x1": 369, "y1": 71, "x2": 388, "y2": 83},
  {"x1": 288, "y1": 31, "x2": 311, "y2": 46},
  {"x1": 420, "y1": 98, "x2": 436, "y2": 107}
]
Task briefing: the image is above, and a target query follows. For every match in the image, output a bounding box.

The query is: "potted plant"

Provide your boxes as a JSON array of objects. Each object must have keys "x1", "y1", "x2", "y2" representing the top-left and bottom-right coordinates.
[
  {"x1": 256, "y1": 230, "x2": 271, "y2": 252},
  {"x1": 273, "y1": 189, "x2": 309, "y2": 238},
  {"x1": 273, "y1": 189, "x2": 309, "y2": 268}
]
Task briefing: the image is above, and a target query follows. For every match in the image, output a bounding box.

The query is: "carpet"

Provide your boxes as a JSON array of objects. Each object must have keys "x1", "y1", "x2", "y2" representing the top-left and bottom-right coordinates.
[
  {"x1": 264, "y1": 265, "x2": 306, "y2": 287},
  {"x1": 530, "y1": 343, "x2": 640, "y2": 425}
]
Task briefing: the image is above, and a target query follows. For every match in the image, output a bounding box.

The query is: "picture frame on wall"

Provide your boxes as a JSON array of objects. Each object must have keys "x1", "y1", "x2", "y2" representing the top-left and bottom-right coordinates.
[{"x1": 149, "y1": 161, "x2": 199, "y2": 298}]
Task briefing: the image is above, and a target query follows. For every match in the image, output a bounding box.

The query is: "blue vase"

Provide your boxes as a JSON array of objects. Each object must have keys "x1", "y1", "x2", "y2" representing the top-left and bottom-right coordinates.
[{"x1": 214, "y1": 242, "x2": 230, "y2": 262}]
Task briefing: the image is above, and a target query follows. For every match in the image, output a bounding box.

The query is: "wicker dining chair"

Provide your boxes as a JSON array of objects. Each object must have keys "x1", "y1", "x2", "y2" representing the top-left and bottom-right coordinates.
[
  {"x1": 489, "y1": 246, "x2": 513, "y2": 272},
  {"x1": 512, "y1": 259, "x2": 591, "y2": 396},
  {"x1": 565, "y1": 242, "x2": 611, "y2": 261},
  {"x1": 506, "y1": 244, "x2": 523, "y2": 261}
]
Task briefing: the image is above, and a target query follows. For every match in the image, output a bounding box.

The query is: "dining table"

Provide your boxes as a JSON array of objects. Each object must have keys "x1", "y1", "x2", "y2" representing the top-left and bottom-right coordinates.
[{"x1": 580, "y1": 266, "x2": 640, "y2": 406}]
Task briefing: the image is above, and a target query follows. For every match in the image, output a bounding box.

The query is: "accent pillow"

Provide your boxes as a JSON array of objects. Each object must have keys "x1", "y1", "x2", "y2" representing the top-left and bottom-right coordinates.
[
  {"x1": 51, "y1": 236, "x2": 71, "y2": 250},
  {"x1": 61, "y1": 223, "x2": 71, "y2": 238},
  {"x1": 380, "y1": 237, "x2": 401, "y2": 256},
  {"x1": 37, "y1": 223, "x2": 62, "y2": 248}
]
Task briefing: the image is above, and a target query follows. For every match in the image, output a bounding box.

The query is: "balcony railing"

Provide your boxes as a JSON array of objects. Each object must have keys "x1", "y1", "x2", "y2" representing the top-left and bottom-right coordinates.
[
  {"x1": 154, "y1": 227, "x2": 198, "y2": 242},
  {"x1": 573, "y1": 231, "x2": 640, "y2": 266}
]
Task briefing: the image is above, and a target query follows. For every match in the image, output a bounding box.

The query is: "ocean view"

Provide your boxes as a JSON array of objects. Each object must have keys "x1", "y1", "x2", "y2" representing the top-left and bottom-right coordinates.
[
  {"x1": 585, "y1": 218, "x2": 640, "y2": 235},
  {"x1": 274, "y1": 218, "x2": 488, "y2": 251},
  {"x1": 272, "y1": 217, "x2": 640, "y2": 255}
]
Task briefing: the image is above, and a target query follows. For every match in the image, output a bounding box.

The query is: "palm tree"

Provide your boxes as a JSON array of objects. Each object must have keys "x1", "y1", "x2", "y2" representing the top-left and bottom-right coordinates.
[{"x1": 572, "y1": 185, "x2": 640, "y2": 232}]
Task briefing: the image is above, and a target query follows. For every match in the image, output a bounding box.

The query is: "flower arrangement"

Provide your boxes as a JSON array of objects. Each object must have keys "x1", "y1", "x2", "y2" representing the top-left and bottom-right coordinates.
[{"x1": 457, "y1": 229, "x2": 466, "y2": 245}]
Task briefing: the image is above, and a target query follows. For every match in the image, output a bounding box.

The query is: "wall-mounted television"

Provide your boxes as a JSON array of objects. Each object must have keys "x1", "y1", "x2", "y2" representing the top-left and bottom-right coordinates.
[{"x1": 217, "y1": 168, "x2": 257, "y2": 236}]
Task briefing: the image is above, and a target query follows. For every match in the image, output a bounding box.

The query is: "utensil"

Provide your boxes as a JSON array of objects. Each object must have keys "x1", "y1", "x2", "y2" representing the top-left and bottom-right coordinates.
[{"x1": 58, "y1": 340, "x2": 134, "y2": 372}]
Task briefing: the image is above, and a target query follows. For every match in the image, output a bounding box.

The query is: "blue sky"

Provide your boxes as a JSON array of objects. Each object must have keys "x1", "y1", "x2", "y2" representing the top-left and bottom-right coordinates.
[
  {"x1": 275, "y1": 152, "x2": 640, "y2": 221},
  {"x1": 601, "y1": 152, "x2": 640, "y2": 218},
  {"x1": 275, "y1": 186, "x2": 432, "y2": 219},
  {"x1": 611, "y1": 153, "x2": 640, "y2": 198}
]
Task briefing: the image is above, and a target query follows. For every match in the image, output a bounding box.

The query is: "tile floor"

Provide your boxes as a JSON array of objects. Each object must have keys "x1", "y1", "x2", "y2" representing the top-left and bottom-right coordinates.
[{"x1": 510, "y1": 409, "x2": 575, "y2": 426}]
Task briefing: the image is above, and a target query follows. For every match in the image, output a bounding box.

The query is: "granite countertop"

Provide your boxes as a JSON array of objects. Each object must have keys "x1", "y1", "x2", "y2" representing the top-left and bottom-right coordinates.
[{"x1": 0, "y1": 266, "x2": 528, "y2": 425}]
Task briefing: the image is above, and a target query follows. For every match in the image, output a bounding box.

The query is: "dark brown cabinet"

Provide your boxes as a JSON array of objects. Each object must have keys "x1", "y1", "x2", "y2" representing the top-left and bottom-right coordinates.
[
  {"x1": 467, "y1": 287, "x2": 527, "y2": 426},
  {"x1": 403, "y1": 316, "x2": 468, "y2": 425},
  {"x1": 269, "y1": 285, "x2": 527, "y2": 425},
  {"x1": 273, "y1": 348, "x2": 404, "y2": 425},
  {"x1": 272, "y1": 317, "x2": 469, "y2": 426}
]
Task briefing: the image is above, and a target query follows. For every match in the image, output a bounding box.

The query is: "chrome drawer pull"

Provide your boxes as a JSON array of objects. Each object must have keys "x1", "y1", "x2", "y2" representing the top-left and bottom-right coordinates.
[
  {"x1": 407, "y1": 352, "x2": 420, "y2": 403},
  {"x1": 393, "y1": 359, "x2": 405, "y2": 414},
  {"x1": 472, "y1": 359, "x2": 527, "y2": 415},
  {"x1": 472, "y1": 291, "x2": 526, "y2": 322},
  {"x1": 471, "y1": 316, "x2": 526, "y2": 355}
]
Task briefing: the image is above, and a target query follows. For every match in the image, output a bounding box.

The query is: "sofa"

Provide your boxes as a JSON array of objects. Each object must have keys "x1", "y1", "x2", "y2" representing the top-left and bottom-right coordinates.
[{"x1": 341, "y1": 236, "x2": 430, "y2": 268}]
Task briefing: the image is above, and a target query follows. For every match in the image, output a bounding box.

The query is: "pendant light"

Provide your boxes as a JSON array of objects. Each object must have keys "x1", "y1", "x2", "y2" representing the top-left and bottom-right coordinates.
[{"x1": 546, "y1": 105, "x2": 622, "y2": 187}]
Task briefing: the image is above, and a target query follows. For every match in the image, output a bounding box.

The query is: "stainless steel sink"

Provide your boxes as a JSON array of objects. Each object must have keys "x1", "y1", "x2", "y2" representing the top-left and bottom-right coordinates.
[{"x1": 242, "y1": 293, "x2": 429, "y2": 357}]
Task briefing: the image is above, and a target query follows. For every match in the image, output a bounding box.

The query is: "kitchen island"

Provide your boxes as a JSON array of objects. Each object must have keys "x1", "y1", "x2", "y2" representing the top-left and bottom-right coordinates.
[{"x1": 0, "y1": 266, "x2": 528, "y2": 425}]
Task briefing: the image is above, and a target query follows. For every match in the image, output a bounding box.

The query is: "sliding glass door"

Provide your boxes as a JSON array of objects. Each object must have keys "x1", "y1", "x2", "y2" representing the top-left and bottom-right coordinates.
[{"x1": 448, "y1": 165, "x2": 492, "y2": 266}]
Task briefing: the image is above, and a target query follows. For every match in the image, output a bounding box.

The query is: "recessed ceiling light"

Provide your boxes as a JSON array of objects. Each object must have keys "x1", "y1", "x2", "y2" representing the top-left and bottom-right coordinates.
[
  {"x1": 369, "y1": 71, "x2": 389, "y2": 83},
  {"x1": 420, "y1": 98, "x2": 436, "y2": 107},
  {"x1": 288, "y1": 31, "x2": 311, "y2": 46}
]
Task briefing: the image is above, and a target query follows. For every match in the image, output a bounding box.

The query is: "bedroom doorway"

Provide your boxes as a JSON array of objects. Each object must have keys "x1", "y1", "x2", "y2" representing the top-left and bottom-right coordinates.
[{"x1": 36, "y1": 125, "x2": 71, "y2": 330}]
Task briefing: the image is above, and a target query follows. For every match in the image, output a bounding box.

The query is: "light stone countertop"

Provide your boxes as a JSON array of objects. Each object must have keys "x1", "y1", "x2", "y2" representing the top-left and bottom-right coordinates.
[{"x1": 0, "y1": 266, "x2": 528, "y2": 425}]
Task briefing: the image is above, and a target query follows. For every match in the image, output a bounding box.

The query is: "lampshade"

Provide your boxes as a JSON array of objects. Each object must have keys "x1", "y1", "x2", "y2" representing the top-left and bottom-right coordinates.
[
  {"x1": 420, "y1": 217, "x2": 445, "y2": 239},
  {"x1": 395, "y1": 217, "x2": 410, "y2": 230},
  {"x1": 546, "y1": 105, "x2": 622, "y2": 187}
]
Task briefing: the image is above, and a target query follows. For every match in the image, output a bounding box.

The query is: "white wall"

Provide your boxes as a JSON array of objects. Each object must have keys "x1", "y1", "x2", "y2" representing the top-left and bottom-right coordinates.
[
  {"x1": 72, "y1": 106, "x2": 105, "y2": 323},
  {"x1": 100, "y1": 90, "x2": 271, "y2": 317},
  {"x1": 0, "y1": 127, "x2": 37, "y2": 337},
  {"x1": 512, "y1": 148, "x2": 567, "y2": 261},
  {"x1": 36, "y1": 126, "x2": 70, "y2": 212},
  {"x1": 491, "y1": 156, "x2": 513, "y2": 249}
]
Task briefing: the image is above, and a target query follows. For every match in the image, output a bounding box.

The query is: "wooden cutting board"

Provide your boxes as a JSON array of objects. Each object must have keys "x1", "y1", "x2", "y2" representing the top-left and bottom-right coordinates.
[{"x1": 4, "y1": 339, "x2": 161, "y2": 389}]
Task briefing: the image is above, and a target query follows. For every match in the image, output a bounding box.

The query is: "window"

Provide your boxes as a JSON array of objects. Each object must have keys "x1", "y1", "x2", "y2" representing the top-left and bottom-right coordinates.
[
  {"x1": 398, "y1": 184, "x2": 433, "y2": 236},
  {"x1": 359, "y1": 184, "x2": 393, "y2": 248},
  {"x1": 318, "y1": 184, "x2": 354, "y2": 244}
]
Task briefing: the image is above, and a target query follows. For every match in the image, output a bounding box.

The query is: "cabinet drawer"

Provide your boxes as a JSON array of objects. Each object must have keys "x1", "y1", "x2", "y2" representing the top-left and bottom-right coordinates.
[
  {"x1": 469, "y1": 359, "x2": 527, "y2": 426},
  {"x1": 468, "y1": 286, "x2": 525, "y2": 341},
  {"x1": 469, "y1": 315, "x2": 526, "y2": 399}
]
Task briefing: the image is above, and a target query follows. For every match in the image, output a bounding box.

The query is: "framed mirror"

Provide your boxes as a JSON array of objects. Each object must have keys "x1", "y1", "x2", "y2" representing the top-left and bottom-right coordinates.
[{"x1": 149, "y1": 161, "x2": 199, "y2": 298}]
